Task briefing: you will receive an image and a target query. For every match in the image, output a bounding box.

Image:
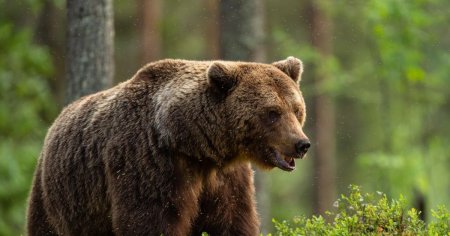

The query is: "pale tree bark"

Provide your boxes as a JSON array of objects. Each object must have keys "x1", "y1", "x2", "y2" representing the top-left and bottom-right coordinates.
[
  {"x1": 307, "y1": 0, "x2": 336, "y2": 216},
  {"x1": 218, "y1": 0, "x2": 265, "y2": 61},
  {"x1": 66, "y1": 0, "x2": 114, "y2": 104},
  {"x1": 137, "y1": 0, "x2": 162, "y2": 64},
  {"x1": 218, "y1": 0, "x2": 269, "y2": 233}
]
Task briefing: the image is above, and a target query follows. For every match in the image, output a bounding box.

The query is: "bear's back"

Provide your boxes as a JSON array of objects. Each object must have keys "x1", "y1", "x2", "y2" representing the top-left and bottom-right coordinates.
[{"x1": 39, "y1": 59, "x2": 212, "y2": 215}]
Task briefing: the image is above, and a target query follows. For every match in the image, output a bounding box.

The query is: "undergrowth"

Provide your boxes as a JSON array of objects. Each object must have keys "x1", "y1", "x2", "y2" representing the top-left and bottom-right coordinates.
[{"x1": 269, "y1": 185, "x2": 449, "y2": 236}]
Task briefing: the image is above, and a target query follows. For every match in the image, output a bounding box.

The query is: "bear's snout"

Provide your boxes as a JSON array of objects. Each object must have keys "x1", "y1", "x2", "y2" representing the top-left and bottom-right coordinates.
[{"x1": 295, "y1": 139, "x2": 310, "y2": 157}]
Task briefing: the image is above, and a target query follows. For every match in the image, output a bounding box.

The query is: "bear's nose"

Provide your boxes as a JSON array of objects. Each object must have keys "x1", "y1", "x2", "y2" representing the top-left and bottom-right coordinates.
[{"x1": 295, "y1": 139, "x2": 310, "y2": 154}]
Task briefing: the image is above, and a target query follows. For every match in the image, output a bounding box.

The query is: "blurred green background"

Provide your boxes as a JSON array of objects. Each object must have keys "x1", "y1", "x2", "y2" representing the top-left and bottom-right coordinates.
[{"x1": 0, "y1": 0, "x2": 449, "y2": 235}]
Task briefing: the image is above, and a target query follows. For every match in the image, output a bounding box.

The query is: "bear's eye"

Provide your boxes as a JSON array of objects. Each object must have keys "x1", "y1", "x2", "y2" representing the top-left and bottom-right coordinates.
[
  {"x1": 266, "y1": 110, "x2": 281, "y2": 124},
  {"x1": 294, "y1": 108, "x2": 302, "y2": 118}
]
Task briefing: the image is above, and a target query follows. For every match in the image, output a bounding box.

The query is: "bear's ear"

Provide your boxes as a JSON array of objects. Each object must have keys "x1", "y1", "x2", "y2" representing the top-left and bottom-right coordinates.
[
  {"x1": 207, "y1": 62, "x2": 238, "y2": 95},
  {"x1": 272, "y1": 56, "x2": 303, "y2": 83}
]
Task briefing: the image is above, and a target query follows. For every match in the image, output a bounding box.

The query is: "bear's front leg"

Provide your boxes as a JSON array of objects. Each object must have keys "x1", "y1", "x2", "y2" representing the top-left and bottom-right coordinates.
[
  {"x1": 106, "y1": 155, "x2": 201, "y2": 236},
  {"x1": 192, "y1": 164, "x2": 260, "y2": 236},
  {"x1": 110, "y1": 198, "x2": 192, "y2": 236}
]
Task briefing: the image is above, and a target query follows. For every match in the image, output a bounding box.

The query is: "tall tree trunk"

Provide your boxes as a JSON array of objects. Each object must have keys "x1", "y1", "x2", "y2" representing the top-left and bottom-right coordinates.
[
  {"x1": 66, "y1": 0, "x2": 114, "y2": 104},
  {"x1": 307, "y1": 0, "x2": 336, "y2": 216},
  {"x1": 218, "y1": 0, "x2": 265, "y2": 61},
  {"x1": 137, "y1": 0, "x2": 161, "y2": 64},
  {"x1": 218, "y1": 0, "x2": 268, "y2": 233},
  {"x1": 206, "y1": 0, "x2": 220, "y2": 59}
]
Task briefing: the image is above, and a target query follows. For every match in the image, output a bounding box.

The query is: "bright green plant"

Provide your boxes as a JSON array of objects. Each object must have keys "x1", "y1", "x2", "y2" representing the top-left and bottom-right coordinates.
[{"x1": 269, "y1": 185, "x2": 450, "y2": 236}]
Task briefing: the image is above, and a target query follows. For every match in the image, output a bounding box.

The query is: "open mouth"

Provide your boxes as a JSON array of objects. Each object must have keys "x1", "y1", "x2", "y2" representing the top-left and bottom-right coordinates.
[{"x1": 272, "y1": 150, "x2": 304, "y2": 172}]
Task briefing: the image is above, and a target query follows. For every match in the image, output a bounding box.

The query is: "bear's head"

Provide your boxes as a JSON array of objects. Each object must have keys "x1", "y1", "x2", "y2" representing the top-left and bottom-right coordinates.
[{"x1": 208, "y1": 56, "x2": 310, "y2": 171}]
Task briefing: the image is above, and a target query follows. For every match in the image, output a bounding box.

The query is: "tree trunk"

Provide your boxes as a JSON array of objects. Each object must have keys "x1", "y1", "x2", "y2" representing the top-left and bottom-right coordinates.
[
  {"x1": 218, "y1": 0, "x2": 265, "y2": 61},
  {"x1": 218, "y1": 0, "x2": 269, "y2": 233},
  {"x1": 137, "y1": 0, "x2": 162, "y2": 64},
  {"x1": 206, "y1": 0, "x2": 220, "y2": 59},
  {"x1": 307, "y1": 0, "x2": 336, "y2": 216},
  {"x1": 66, "y1": 0, "x2": 114, "y2": 104}
]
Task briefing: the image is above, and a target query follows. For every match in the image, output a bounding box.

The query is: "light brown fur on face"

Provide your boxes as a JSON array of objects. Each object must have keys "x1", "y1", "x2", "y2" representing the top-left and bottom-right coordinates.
[
  {"x1": 26, "y1": 57, "x2": 309, "y2": 236},
  {"x1": 224, "y1": 57, "x2": 310, "y2": 172}
]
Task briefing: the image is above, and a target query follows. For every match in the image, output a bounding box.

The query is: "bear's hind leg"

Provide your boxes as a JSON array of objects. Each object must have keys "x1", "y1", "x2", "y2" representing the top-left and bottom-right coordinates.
[{"x1": 26, "y1": 169, "x2": 57, "y2": 236}]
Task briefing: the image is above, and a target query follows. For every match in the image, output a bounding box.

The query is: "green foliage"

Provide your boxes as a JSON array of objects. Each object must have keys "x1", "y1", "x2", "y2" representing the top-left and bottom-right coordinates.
[
  {"x1": 269, "y1": 186, "x2": 450, "y2": 236},
  {"x1": 353, "y1": 0, "x2": 450, "y2": 213},
  {"x1": 0, "y1": 3, "x2": 56, "y2": 235}
]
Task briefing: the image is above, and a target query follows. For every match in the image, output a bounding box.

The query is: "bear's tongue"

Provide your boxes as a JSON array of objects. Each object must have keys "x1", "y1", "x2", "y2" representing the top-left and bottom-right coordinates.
[{"x1": 274, "y1": 151, "x2": 295, "y2": 171}]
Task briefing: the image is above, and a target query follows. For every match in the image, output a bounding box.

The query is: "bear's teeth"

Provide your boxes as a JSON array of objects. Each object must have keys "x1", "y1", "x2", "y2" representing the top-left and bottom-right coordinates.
[
  {"x1": 284, "y1": 157, "x2": 293, "y2": 164},
  {"x1": 284, "y1": 157, "x2": 295, "y2": 167}
]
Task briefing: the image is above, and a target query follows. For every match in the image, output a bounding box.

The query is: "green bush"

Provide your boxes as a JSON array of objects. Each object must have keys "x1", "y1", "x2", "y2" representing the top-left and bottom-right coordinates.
[{"x1": 270, "y1": 185, "x2": 449, "y2": 236}]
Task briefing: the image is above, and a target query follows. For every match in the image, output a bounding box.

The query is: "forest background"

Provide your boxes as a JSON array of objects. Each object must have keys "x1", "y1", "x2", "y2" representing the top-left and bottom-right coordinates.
[{"x1": 0, "y1": 0, "x2": 449, "y2": 235}]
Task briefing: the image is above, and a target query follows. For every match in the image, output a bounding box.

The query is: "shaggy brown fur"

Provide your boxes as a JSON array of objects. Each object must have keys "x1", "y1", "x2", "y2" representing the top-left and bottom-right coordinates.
[{"x1": 26, "y1": 57, "x2": 309, "y2": 236}]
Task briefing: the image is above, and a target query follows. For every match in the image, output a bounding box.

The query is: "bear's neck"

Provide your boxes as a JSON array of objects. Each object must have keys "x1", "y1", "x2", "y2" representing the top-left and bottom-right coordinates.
[{"x1": 152, "y1": 81, "x2": 238, "y2": 167}]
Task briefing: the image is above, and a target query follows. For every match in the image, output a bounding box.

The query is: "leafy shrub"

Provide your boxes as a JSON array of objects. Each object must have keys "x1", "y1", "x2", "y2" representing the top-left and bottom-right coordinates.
[{"x1": 270, "y1": 185, "x2": 449, "y2": 236}]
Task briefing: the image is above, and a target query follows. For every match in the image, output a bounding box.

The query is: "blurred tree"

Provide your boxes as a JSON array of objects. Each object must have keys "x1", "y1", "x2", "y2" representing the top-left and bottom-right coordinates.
[
  {"x1": 218, "y1": 0, "x2": 269, "y2": 233},
  {"x1": 205, "y1": 0, "x2": 220, "y2": 59},
  {"x1": 218, "y1": 0, "x2": 265, "y2": 61},
  {"x1": 66, "y1": 0, "x2": 114, "y2": 103},
  {"x1": 306, "y1": 0, "x2": 336, "y2": 216},
  {"x1": 137, "y1": 0, "x2": 162, "y2": 64}
]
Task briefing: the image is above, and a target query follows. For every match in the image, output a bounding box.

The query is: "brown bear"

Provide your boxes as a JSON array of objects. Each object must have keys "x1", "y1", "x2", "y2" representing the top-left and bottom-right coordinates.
[{"x1": 26, "y1": 57, "x2": 310, "y2": 236}]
